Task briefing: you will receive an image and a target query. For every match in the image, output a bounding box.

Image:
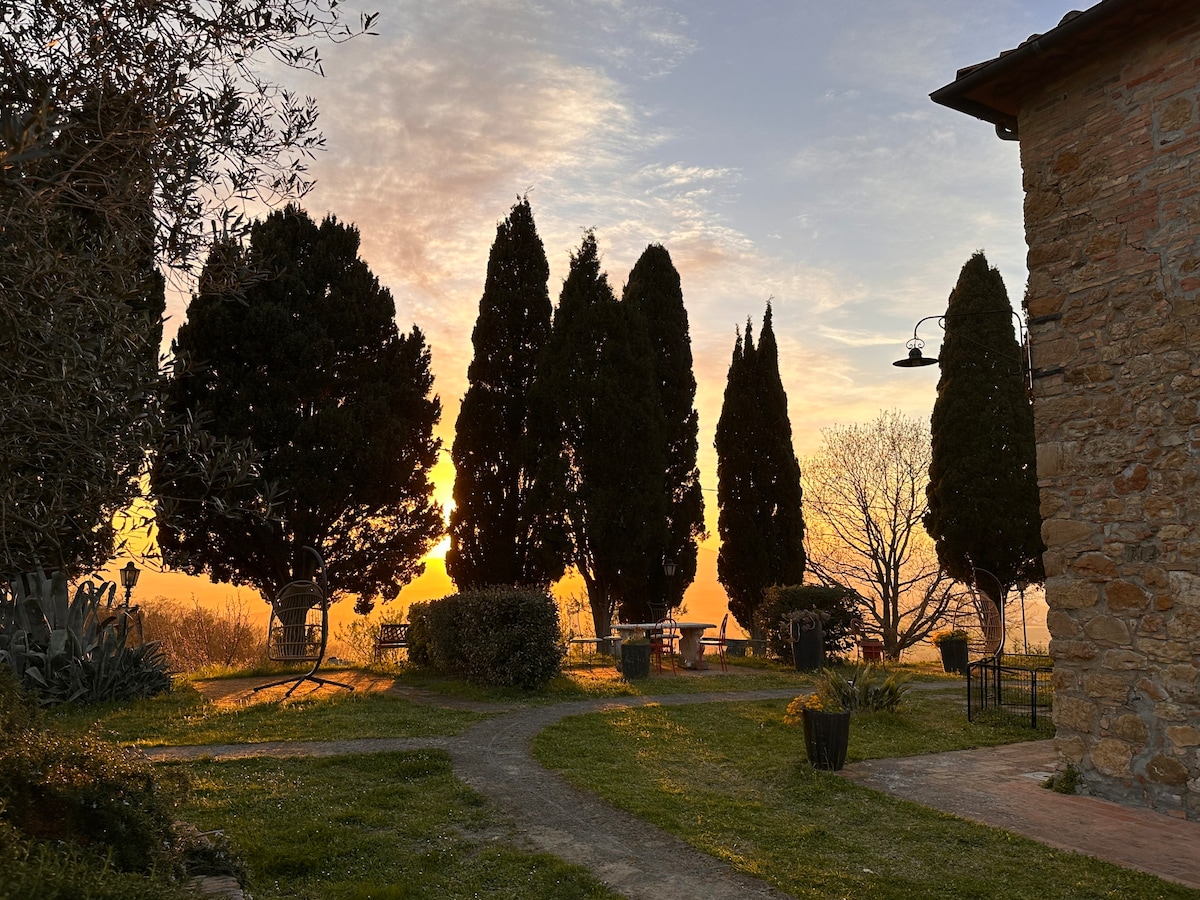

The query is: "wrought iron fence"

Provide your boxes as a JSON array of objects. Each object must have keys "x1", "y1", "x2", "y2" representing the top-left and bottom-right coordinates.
[{"x1": 967, "y1": 654, "x2": 1053, "y2": 727}]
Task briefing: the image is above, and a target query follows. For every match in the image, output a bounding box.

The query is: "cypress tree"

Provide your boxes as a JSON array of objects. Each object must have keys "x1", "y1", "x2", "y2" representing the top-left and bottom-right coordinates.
[
  {"x1": 715, "y1": 304, "x2": 806, "y2": 638},
  {"x1": 619, "y1": 244, "x2": 705, "y2": 621},
  {"x1": 447, "y1": 198, "x2": 561, "y2": 589},
  {"x1": 924, "y1": 252, "x2": 1045, "y2": 608},
  {"x1": 529, "y1": 233, "x2": 666, "y2": 639},
  {"x1": 154, "y1": 205, "x2": 444, "y2": 613}
]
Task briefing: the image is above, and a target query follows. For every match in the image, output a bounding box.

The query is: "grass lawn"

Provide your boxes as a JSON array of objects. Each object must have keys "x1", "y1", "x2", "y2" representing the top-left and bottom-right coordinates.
[
  {"x1": 43, "y1": 661, "x2": 1186, "y2": 899},
  {"x1": 532, "y1": 693, "x2": 1194, "y2": 900},
  {"x1": 47, "y1": 658, "x2": 836, "y2": 747},
  {"x1": 170, "y1": 750, "x2": 617, "y2": 900},
  {"x1": 49, "y1": 682, "x2": 486, "y2": 746}
]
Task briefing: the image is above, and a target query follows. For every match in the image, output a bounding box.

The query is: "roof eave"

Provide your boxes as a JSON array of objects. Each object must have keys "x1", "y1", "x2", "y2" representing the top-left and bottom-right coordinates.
[{"x1": 929, "y1": 0, "x2": 1140, "y2": 133}]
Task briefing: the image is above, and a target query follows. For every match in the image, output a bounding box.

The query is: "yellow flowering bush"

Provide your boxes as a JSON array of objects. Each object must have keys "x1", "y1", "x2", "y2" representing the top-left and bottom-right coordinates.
[
  {"x1": 932, "y1": 629, "x2": 969, "y2": 646},
  {"x1": 784, "y1": 693, "x2": 828, "y2": 725}
]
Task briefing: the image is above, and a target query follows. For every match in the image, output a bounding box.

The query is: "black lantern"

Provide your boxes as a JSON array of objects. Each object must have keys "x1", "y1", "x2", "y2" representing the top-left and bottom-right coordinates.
[
  {"x1": 892, "y1": 310, "x2": 1039, "y2": 385},
  {"x1": 120, "y1": 561, "x2": 140, "y2": 608}
]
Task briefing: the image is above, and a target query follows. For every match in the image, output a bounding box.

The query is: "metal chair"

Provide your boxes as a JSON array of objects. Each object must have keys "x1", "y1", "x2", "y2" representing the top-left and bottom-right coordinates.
[
  {"x1": 647, "y1": 601, "x2": 677, "y2": 674},
  {"x1": 859, "y1": 638, "x2": 885, "y2": 663},
  {"x1": 699, "y1": 612, "x2": 729, "y2": 672},
  {"x1": 253, "y1": 547, "x2": 353, "y2": 699}
]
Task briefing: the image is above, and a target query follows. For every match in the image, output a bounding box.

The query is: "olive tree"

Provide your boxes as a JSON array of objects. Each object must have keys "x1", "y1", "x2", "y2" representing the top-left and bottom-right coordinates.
[{"x1": 0, "y1": 1, "x2": 374, "y2": 576}]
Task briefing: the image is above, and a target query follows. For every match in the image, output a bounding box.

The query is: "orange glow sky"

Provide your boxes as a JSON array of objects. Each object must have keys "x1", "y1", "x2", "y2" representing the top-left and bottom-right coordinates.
[{"x1": 105, "y1": 1, "x2": 1064, "y2": 650}]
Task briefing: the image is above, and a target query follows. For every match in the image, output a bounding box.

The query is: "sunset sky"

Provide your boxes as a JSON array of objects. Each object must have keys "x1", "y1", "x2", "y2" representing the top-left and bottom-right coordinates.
[{"x1": 119, "y1": 0, "x2": 1063, "y2": 646}]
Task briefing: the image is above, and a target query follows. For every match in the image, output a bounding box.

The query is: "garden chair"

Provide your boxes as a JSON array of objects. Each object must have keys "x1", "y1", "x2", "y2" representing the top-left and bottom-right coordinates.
[
  {"x1": 253, "y1": 547, "x2": 353, "y2": 699},
  {"x1": 699, "y1": 612, "x2": 729, "y2": 672},
  {"x1": 859, "y1": 638, "x2": 885, "y2": 663},
  {"x1": 647, "y1": 600, "x2": 677, "y2": 674}
]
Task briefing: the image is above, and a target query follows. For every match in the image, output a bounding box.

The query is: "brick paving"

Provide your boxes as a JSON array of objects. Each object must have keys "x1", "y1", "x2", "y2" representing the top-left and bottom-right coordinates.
[{"x1": 841, "y1": 740, "x2": 1200, "y2": 891}]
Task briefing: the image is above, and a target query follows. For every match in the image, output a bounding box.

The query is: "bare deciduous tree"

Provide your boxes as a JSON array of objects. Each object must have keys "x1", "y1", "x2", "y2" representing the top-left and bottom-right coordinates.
[{"x1": 802, "y1": 410, "x2": 961, "y2": 659}]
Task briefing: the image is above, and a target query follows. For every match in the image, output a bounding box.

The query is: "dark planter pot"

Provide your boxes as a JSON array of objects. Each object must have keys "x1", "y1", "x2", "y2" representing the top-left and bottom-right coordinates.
[
  {"x1": 620, "y1": 642, "x2": 651, "y2": 679},
  {"x1": 802, "y1": 709, "x2": 851, "y2": 771},
  {"x1": 791, "y1": 622, "x2": 824, "y2": 671},
  {"x1": 938, "y1": 638, "x2": 969, "y2": 675},
  {"x1": 725, "y1": 639, "x2": 749, "y2": 658}
]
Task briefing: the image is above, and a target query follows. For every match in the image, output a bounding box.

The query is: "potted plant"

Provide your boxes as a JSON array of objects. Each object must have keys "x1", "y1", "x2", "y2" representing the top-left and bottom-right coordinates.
[
  {"x1": 619, "y1": 627, "x2": 651, "y2": 679},
  {"x1": 784, "y1": 689, "x2": 850, "y2": 771},
  {"x1": 933, "y1": 628, "x2": 970, "y2": 675},
  {"x1": 786, "y1": 608, "x2": 828, "y2": 671}
]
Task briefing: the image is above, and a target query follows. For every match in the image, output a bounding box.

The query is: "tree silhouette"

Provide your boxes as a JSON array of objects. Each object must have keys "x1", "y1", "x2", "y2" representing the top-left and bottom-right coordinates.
[
  {"x1": 618, "y1": 244, "x2": 705, "y2": 621},
  {"x1": 715, "y1": 304, "x2": 805, "y2": 638},
  {"x1": 154, "y1": 206, "x2": 444, "y2": 613},
  {"x1": 529, "y1": 233, "x2": 666, "y2": 639},
  {"x1": 447, "y1": 198, "x2": 561, "y2": 590},
  {"x1": 924, "y1": 252, "x2": 1044, "y2": 613},
  {"x1": 1, "y1": 1, "x2": 372, "y2": 578}
]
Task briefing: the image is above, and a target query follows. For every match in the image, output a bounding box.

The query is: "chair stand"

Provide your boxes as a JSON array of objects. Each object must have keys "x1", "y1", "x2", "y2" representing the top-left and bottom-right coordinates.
[{"x1": 253, "y1": 660, "x2": 355, "y2": 699}]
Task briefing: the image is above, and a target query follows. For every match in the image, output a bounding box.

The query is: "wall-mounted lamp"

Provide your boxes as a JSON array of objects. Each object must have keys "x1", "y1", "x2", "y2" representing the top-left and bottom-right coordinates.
[{"x1": 892, "y1": 310, "x2": 1036, "y2": 386}]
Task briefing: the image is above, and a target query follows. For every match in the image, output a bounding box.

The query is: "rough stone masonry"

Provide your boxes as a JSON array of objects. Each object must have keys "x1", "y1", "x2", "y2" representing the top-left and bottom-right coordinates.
[
  {"x1": 1017, "y1": 8, "x2": 1200, "y2": 818},
  {"x1": 931, "y1": 0, "x2": 1200, "y2": 819}
]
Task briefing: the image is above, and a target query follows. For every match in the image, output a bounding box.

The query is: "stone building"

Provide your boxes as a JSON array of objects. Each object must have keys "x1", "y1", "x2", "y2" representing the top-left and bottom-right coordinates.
[{"x1": 932, "y1": 0, "x2": 1200, "y2": 818}]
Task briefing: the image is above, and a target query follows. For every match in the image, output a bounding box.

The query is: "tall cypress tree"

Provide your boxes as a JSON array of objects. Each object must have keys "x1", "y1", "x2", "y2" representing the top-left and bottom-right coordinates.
[
  {"x1": 715, "y1": 304, "x2": 806, "y2": 637},
  {"x1": 447, "y1": 198, "x2": 561, "y2": 589},
  {"x1": 529, "y1": 233, "x2": 666, "y2": 639},
  {"x1": 924, "y1": 252, "x2": 1044, "y2": 609},
  {"x1": 619, "y1": 244, "x2": 705, "y2": 621}
]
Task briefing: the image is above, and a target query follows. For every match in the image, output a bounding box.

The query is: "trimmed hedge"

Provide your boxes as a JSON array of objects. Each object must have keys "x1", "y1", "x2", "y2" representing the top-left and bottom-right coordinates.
[
  {"x1": 407, "y1": 588, "x2": 564, "y2": 689},
  {"x1": 753, "y1": 583, "x2": 858, "y2": 661}
]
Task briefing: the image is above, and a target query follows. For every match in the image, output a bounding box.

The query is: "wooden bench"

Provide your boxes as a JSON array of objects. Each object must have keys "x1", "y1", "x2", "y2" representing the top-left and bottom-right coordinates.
[{"x1": 375, "y1": 623, "x2": 410, "y2": 660}]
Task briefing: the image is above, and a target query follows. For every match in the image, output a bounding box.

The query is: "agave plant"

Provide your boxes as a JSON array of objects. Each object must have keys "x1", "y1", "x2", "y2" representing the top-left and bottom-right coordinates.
[
  {"x1": 817, "y1": 664, "x2": 911, "y2": 713},
  {"x1": 0, "y1": 568, "x2": 170, "y2": 706}
]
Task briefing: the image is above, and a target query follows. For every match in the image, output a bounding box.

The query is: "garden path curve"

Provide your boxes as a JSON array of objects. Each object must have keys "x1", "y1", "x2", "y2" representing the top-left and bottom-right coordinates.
[{"x1": 146, "y1": 687, "x2": 799, "y2": 900}]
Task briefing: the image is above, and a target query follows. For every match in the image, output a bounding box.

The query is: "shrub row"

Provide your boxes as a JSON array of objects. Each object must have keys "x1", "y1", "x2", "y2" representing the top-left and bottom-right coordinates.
[
  {"x1": 139, "y1": 596, "x2": 266, "y2": 674},
  {"x1": 0, "y1": 669, "x2": 192, "y2": 894},
  {"x1": 407, "y1": 588, "x2": 564, "y2": 689}
]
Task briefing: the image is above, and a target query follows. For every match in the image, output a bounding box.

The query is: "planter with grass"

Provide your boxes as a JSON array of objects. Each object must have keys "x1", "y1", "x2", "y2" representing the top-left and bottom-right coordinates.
[
  {"x1": 803, "y1": 708, "x2": 851, "y2": 770},
  {"x1": 933, "y1": 629, "x2": 970, "y2": 675}
]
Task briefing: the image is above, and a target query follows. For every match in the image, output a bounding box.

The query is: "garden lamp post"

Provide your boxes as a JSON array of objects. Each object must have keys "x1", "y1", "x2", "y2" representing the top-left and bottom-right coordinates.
[
  {"x1": 663, "y1": 557, "x2": 676, "y2": 610},
  {"x1": 120, "y1": 561, "x2": 140, "y2": 609}
]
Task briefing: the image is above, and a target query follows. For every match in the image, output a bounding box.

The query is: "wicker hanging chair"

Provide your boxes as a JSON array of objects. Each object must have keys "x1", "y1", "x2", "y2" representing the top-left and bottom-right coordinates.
[{"x1": 253, "y1": 547, "x2": 354, "y2": 699}]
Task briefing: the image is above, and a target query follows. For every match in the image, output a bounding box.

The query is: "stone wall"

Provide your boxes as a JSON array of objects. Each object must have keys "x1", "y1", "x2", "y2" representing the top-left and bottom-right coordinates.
[{"x1": 1019, "y1": 12, "x2": 1200, "y2": 817}]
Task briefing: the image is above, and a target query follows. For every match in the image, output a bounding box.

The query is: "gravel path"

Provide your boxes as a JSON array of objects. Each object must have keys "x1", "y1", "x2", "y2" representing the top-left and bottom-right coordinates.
[{"x1": 146, "y1": 687, "x2": 800, "y2": 900}]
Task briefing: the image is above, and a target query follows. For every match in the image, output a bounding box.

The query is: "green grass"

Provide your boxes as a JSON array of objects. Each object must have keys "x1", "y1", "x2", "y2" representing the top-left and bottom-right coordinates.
[
  {"x1": 170, "y1": 750, "x2": 617, "y2": 900},
  {"x1": 49, "y1": 682, "x2": 486, "y2": 746},
  {"x1": 532, "y1": 695, "x2": 1192, "y2": 900}
]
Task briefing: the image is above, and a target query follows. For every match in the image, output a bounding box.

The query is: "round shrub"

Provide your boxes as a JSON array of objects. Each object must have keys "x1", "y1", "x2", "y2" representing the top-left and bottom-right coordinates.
[{"x1": 407, "y1": 588, "x2": 564, "y2": 689}]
